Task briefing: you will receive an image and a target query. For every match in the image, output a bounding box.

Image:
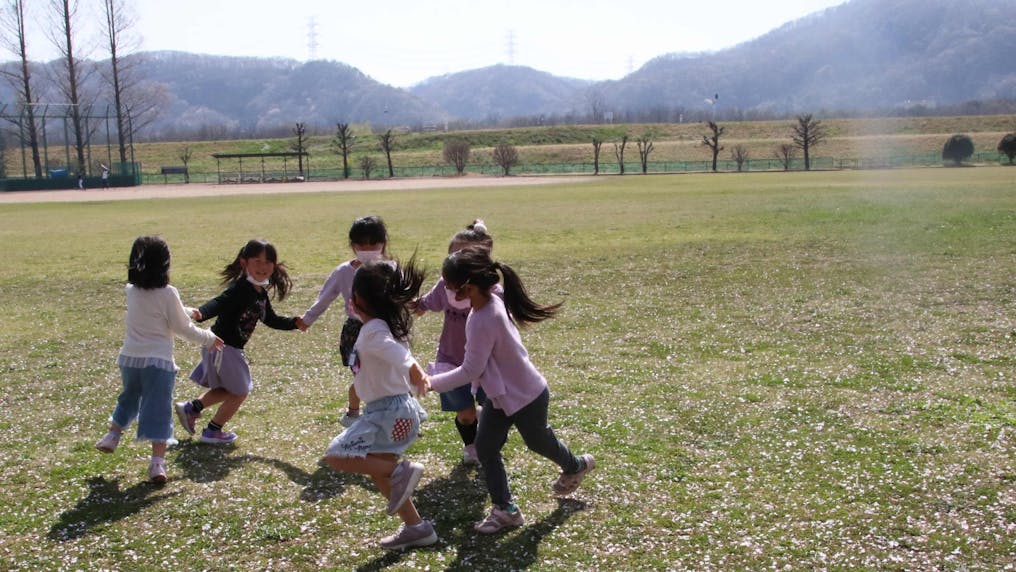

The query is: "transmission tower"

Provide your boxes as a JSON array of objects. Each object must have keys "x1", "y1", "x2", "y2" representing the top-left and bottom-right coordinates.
[
  {"x1": 307, "y1": 17, "x2": 319, "y2": 60},
  {"x1": 505, "y1": 30, "x2": 516, "y2": 65}
]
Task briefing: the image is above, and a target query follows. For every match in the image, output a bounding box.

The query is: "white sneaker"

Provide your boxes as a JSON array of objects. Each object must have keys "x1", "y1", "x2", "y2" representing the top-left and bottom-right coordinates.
[
  {"x1": 149, "y1": 459, "x2": 167, "y2": 483},
  {"x1": 474, "y1": 506, "x2": 524, "y2": 534},
  {"x1": 94, "y1": 431, "x2": 121, "y2": 453},
  {"x1": 380, "y1": 520, "x2": 438, "y2": 550},
  {"x1": 387, "y1": 460, "x2": 423, "y2": 515},
  {"x1": 462, "y1": 444, "x2": 479, "y2": 465}
]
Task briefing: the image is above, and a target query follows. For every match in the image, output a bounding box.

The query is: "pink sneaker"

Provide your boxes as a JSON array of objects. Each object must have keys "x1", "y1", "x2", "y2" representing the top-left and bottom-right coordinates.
[
  {"x1": 199, "y1": 428, "x2": 237, "y2": 445},
  {"x1": 175, "y1": 401, "x2": 200, "y2": 435},
  {"x1": 94, "y1": 431, "x2": 121, "y2": 453},
  {"x1": 474, "y1": 506, "x2": 524, "y2": 534},
  {"x1": 553, "y1": 454, "x2": 595, "y2": 496}
]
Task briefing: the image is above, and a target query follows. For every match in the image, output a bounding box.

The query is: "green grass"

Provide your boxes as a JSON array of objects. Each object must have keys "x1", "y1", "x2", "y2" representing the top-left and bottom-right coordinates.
[{"x1": 1, "y1": 168, "x2": 1014, "y2": 570}]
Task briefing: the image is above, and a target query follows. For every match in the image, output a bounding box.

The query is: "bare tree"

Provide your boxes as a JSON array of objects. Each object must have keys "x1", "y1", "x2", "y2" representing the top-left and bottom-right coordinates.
[
  {"x1": 359, "y1": 155, "x2": 377, "y2": 179},
  {"x1": 791, "y1": 114, "x2": 827, "y2": 171},
  {"x1": 702, "y1": 121, "x2": 725, "y2": 172},
  {"x1": 591, "y1": 137, "x2": 602, "y2": 175},
  {"x1": 378, "y1": 129, "x2": 395, "y2": 178},
  {"x1": 443, "y1": 139, "x2": 470, "y2": 175},
  {"x1": 291, "y1": 122, "x2": 307, "y2": 177},
  {"x1": 332, "y1": 122, "x2": 354, "y2": 179},
  {"x1": 775, "y1": 143, "x2": 796, "y2": 171},
  {"x1": 614, "y1": 134, "x2": 629, "y2": 175},
  {"x1": 0, "y1": 0, "x2": 42, "y2": 177},
  {"x1": 636, "y1": 132, "x2": 654, "y2": 174},
  {"x1": 178, "y1": 145, "x2": 191, "y2": 183},
  {"x1": 47, "y1": 0, "x2": 88, "y2": 176},
  {"x1": 730, "y1": 144, "x2": 750, "y2": 172},
  {"x1": 492, "y1": 143, "x2": 519, "y2": 176},
  {"x1": 100, "y1": 0, "x2": 138, "y2": 167}
]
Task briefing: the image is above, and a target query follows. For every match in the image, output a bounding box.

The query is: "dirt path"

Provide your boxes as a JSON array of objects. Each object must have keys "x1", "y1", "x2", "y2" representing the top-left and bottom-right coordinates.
[{"x1": 0, "y1": 175, "x2": 595, "y2": 204}]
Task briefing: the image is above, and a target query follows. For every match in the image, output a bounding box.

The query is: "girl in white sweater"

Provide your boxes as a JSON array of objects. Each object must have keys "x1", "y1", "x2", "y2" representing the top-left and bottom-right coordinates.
[
  {"x1": 95, "y1": 236, "x2": 222, "y2": 483},
  {"x1": 323, "y1": 256, "x2": 435, "y2": 550}
]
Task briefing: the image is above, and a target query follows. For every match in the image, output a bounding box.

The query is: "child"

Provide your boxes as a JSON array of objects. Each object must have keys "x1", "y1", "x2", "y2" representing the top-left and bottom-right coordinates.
[
  {"x1": 324, "y1": 257, "x2": 436, "y2": 551},
  {"x1": 423, "y1": 246, "x2": 595, "y2": 534},
  {"x1": 175, "y1": 239, "x2": 306, "y2": 444},
  {"x1": 95, "y1": 236, "x2": 223, "y2": 483},
  {"x1": 414, "y1": 219, "x2": 499, "y2": 464},
  {"x1": 300, "y1": 215, "x2": 388, "y2": 427}
]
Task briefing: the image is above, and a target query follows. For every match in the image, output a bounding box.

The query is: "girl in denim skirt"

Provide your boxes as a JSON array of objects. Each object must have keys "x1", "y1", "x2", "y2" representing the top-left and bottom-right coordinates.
[
  {"x1": 175, "y1": 239, "x2": 306, "y2": 444},
  {"x1": 324, "y1": 256, "x2": 435, "y2": 551},
  {"x1": 95, "y1": 236, "x2": 223, "y2": 483}
]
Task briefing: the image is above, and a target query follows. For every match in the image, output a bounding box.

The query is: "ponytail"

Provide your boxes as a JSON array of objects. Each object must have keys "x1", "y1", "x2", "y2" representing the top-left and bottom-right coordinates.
[
  {"x1": 495, "y1": 261, "x2": 562, "y2": 326},
  {"x1": 352, "y1": 253, "x2": 425, "y2": 341}
]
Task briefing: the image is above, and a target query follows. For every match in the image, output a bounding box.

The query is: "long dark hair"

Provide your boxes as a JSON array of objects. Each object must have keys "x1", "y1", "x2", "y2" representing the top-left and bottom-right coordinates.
[
  {"x1": 220, "y1": 239, "x2": 293, "y2": 300},
  {"x1": 128, "y1": 235, "x2": 171, "y2": 289},
  {"x1": 352, "y1": 255, "x2": 425, "y2": 342},
  {"x1": 441, "y1": 246, "x2": 561, "y2": 326}
]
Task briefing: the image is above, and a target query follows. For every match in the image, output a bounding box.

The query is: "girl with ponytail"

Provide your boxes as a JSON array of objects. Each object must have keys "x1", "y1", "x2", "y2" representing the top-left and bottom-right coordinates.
[{"x1": 425, "y1": 246, "x2": 595, "y2": 534}]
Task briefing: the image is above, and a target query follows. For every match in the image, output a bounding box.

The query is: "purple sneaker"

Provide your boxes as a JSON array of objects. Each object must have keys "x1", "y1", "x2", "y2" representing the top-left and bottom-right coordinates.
[
  {"x1": 386, "y1": 460, "x2": 423, "y2": 515},
  {"x1": 175, "y1": 401, "x2": 200, "y2": 435},
  {"x1": 199, "y1": 428, "x2": 237, "y2": 445}
]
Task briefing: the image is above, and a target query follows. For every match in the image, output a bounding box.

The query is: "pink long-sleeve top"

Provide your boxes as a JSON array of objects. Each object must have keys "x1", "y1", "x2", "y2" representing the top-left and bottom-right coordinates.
[{"x1": 428, "y1": 295, "x2": 547, "y2": 416}]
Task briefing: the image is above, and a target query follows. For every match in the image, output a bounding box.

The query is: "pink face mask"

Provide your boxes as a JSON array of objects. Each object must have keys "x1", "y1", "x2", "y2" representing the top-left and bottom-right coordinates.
[{"x1": 445, "y1": 288, "x2": 472, "y2": 310}]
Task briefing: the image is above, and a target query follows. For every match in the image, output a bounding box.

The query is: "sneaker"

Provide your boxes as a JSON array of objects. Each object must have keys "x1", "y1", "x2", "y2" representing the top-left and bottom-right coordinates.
[
  {"x1": 386, "y1": 460, "x2": 424, "y2": 516},
  {"x1": 474, "y1": 506, "x2": 525, "y2": 534},
  {"x1": 149, "y1": 459, "x2": 167, "y2": 483},
  {"x1": 380, "y1": 520, "x2": 438, "y2": 550},
  {"x1": 199, "y1": 428, "x2": 237, "y2": 445},
  {"x1": 175, "y1": 401, "x2": 200, "y2": 435},
  {"x1": 339, "y1": 410, "x2": 360, "y2": 428},
  {"x1": 462, "y1": 444, "x2": 479, "y2": 465},
  {"x1": 553, "y1": 454, "x2": 596, "y2": 496},
  {"x1": 94, "y1": 431, "x2": 121, "y2": 453}
]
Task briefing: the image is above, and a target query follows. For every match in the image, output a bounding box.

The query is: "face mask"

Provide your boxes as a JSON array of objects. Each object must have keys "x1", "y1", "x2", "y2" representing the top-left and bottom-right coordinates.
[
  {"x1": 246, "y1": 275, "x2": 270, "y2": 287},
  {"x1": 446, "y1": 288, "x2": 472, "y2": 310},
  {"x1": 355, "y1": 249, "x2": 383, "y2": 263}
]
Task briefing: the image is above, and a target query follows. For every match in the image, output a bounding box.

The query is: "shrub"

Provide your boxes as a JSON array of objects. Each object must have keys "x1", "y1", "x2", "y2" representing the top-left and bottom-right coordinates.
[{"x1": 942, "y1": 134, "x2": 974, "y2": 166}]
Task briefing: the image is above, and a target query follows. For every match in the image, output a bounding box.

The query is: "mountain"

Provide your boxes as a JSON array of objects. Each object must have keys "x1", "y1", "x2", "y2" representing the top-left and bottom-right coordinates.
[
  {"x1": 1, "y1": 0, "x2": 1013, "y2": 138},
  {"x1": 597, "y1": 0, "x2": 1016, "y2": 115},
  {"x1": 409, "y1": 64, "x2": 593, "y2": 122}
]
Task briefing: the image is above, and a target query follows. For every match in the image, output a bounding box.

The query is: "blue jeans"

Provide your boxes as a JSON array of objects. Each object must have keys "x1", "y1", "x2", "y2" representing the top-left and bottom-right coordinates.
[
  {"x1": 476, "y1": 388, "x2": 581, "y2": 507},
  {"x1": 111, "y1": 365, "x2": 176, "y2": 443}
]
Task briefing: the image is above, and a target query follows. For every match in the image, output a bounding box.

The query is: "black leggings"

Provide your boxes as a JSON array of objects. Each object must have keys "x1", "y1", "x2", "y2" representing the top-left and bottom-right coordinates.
[{"x1": 476, "y1": 388, "x2": 581, "y2": 507}]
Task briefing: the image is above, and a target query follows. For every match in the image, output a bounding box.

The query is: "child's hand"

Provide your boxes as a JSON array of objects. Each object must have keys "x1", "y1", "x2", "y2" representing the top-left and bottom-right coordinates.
[
  {"x1": 190, "y1": 308, "x2": 202, "y2": 321},
  {"x1": 210, "y1": 336, "x2": 225, "y2": 351},
  {"x1": 295, "y1": 317, "x2": 308, "y2": 331}
]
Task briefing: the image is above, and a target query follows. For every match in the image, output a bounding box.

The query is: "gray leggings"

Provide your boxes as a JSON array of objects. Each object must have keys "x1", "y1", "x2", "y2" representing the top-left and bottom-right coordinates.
[{"x1": 476, "y1": 388, "x2": 581, "y2": 507}]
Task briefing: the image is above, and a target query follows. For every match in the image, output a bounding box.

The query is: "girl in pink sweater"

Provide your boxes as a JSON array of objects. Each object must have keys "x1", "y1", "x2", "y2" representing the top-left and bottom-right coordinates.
[{"x1": 425, "y1": 247, "x2": 595, "y2": 534}]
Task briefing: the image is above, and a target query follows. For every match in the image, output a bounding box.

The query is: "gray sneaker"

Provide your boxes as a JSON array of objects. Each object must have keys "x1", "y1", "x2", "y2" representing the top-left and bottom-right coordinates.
[
  {"x1": 380, "y1": 520, "x2": 438, "y2": 550},
  {"x1": 386, "y1": 460, "x2": 423, "y2": 515},
  {"x1": 553, "y1": 454, "x2": 595, "y2": 496}
]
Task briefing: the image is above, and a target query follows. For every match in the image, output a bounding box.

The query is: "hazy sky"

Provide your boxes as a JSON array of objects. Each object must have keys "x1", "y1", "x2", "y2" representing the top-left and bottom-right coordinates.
[{"x1": 27, "y1": 0, "x2": 847, "y2": 88}]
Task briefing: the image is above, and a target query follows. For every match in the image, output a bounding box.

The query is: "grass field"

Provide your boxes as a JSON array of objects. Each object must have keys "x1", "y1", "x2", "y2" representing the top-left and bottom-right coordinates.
[{"x1": 0, "y1": 168, "x2": 1014, "y2": 570}]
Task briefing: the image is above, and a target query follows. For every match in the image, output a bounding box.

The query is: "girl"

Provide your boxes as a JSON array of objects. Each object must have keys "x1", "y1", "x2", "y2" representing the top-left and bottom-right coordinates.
[
  {"x1": 324, "y1": 257, "x2": 436, "y2": 551},
  {"x1": 414, "y1": 219, "x2": 499, "y2": 464},
  {"x1": 424, "y1": 247, "x2": 595, "y2": 534},
  {"x1": 300, "y1": 215, "x2": 388, "y2": 427},
  {"x1": 95, "y1": 236, "x2": 223, "y2": 483},
  {"x1": 175, "y1": 239, "x2": 305, "y2": 444}
]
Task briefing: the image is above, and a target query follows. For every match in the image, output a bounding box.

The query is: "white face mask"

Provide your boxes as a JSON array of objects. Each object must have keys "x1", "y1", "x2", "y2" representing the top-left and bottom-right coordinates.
[
  {"x1": 445, "y1": 288, "x2": 472, "y2": 310},
  {"x1": 354, "y1": 249, "x2": 383, "y2": 263},
  {"x1": 246, "y1": 275, "x2": 270, "y2": 287}
]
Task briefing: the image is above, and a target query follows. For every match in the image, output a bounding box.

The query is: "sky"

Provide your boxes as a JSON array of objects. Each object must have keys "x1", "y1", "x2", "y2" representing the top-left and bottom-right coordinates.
[{"x1": 25, "y1": 0, "x2": 847, "y2": 88}]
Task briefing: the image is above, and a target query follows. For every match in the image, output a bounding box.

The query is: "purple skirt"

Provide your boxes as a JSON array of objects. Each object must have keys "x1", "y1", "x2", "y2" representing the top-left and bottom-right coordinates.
[{"x1": 189, "y1": 345, "x2": 252, "y2": 396}]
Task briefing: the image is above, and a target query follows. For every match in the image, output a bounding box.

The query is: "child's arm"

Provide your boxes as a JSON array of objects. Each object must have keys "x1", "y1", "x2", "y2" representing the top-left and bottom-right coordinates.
[
  {"x1": 429, "y1": 317, "x2": 494, "y2": 392},
  {"x1": 409, "y1": 361, "x2": 429, "y2": 396},
  {"x1": 167, "y1": 288, "x2": 223, "y2": 349},
  {"x1": 262, "y1": 298, "x2": 300, "y2": 331},
  {"x1": 301, "y1": 267, "x2": 347, "y2": 328}
]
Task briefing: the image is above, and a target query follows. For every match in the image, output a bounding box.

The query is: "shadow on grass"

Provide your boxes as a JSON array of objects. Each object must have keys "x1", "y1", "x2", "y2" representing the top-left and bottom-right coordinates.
[
  {"x1": 48, "y1": 476, "x2": 178, "y2": 541},
  {"x1": 173, "y1": 441, "x2": 372, "y2": 500},
  {"x1": 355, "y1": 463, "x2": 588, "y2": 571}
]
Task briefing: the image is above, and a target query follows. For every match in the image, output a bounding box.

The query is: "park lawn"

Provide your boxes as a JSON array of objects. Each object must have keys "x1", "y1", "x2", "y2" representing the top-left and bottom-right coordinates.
[{"x1": 0, "y1": 167, "x2": 1014, "y2": 570}]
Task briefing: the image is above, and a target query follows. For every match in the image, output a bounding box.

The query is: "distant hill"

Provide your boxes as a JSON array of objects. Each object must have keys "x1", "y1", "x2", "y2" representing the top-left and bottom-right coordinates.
[
  {"x1": 1, "y1": 0, "x2": 1014, "y2": 138},
  {"x1": 597, "y1": 0, "x2": 1016, "y2": 116},
  {"x1": 409, "y1": 64, "x2": 592, "y2": 123}
]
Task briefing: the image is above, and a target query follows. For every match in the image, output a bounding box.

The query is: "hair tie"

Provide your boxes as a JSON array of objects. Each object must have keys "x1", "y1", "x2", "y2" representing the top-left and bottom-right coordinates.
[{"x1": 472, "y1": 220, "x2": 488, "y2": 234}]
